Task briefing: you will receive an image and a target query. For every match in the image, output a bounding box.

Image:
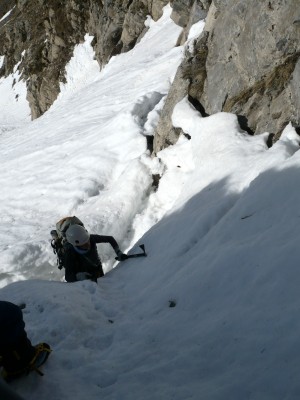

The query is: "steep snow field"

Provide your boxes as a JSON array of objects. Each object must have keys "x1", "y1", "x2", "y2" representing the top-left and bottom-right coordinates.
[{"x1": 1, "y1": 5, "x2": 300, "y2": 400}]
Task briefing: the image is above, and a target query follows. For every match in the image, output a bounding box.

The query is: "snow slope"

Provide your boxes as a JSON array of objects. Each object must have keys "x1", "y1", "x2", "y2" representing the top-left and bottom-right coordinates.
[
  {"x1": 0, "y1": 5, "x2": 183, "y2": 284},
  {"x1": 1, "y1": 5, "x2": 300, "y2": 400}
]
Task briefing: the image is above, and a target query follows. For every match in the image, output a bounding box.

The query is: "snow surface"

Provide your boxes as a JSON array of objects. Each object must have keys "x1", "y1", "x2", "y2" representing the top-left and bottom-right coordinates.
[
  {"x1": 0, "y1": 55, "x2": 30, "y2": 130},
  {"x1": 1, "y1": 4, "x2": 300, "y2": 400}
]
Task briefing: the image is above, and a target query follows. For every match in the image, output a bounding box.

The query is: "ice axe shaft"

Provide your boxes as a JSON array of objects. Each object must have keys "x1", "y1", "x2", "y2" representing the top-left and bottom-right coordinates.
[{"x1": 126, "y1": 244, "x2": 147, "y2": 258}]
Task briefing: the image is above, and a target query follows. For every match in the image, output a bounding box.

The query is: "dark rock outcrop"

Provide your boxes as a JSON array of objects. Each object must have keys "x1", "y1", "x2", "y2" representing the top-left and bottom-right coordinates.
[{"x1": 0, "y1": 0, "x2": 13, "y2": 19}]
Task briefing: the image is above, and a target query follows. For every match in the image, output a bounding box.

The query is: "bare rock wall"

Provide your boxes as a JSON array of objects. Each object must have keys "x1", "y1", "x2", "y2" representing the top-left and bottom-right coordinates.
[
  {"x1": 154, "y1": 0, "x2": 300, "y2": 153},
  {"x1": 0, "y1": 0, "x2": 169, "y2": 119}
]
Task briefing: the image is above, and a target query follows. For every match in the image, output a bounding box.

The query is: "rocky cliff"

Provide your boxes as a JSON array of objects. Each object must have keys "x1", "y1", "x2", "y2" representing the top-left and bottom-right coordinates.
[
  {"x1": 0, "y1": 0, "x2": 172, "y2": 119},
  {"x1": 154, "y1": 0, "x2": 300, "y2": 152},
  {"x1": 0, "y1": 0, "x2": 299, "y2": 150}
]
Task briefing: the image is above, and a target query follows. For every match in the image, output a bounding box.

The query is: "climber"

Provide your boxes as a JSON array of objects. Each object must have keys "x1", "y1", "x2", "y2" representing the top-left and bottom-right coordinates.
[
  {"x1": 63, "y1": 224, "x2": 128, "y2": 282},
  {"x1": 0, "y1": 301, "x2": 51, "y2": 381}
]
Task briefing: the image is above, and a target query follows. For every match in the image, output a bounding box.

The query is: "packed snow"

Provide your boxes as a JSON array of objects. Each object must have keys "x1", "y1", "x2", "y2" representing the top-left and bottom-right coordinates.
[{"x1": 1, "y1": 4, "x2": 300, "y2": 400}]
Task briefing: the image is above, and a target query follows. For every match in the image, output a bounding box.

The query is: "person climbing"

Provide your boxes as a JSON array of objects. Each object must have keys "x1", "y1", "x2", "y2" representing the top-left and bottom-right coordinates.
[
  {"x1": 0, "y1": 301, "x2": 51, "y2": 381},
  {"x1": 63, "y1": 224, "x2": 128, "y2": 282}
]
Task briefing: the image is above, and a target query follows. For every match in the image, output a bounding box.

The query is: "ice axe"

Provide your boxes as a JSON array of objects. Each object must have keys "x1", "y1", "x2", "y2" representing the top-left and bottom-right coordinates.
[
  {"x1": 116, "y1": 244, "x2": 147, "y2": 260},
  {"x1": 127, "y1": 244, "x2": 147, "y2": 258}
]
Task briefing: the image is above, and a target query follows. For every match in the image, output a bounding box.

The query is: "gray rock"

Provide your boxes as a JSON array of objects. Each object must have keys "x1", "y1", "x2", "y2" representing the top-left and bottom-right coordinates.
[
  {"x1": 151, "y1": 0, "x2": 170, "y2": 21},
  {"x1": 171, "y1": 0, "x2": 195, "y2": 27},
  {"x1": 153, "y1": 63, "x2": 190, "y2": 152},
  {"x1": 0, "y1": 0, "x2": 171, "y2": 119},
  {"x1": 154, "y1": 0, "x2": 300, "y2": 153},
  {"x1": 2, "y1": 0, "x2": 298, "y2": 147},
  {"x1": 176, "y1": 0, "x2": 212, "y2": 45},
  {"x1": 201, "y1": 0, "x2": 300, "y2": 135},
  {"x1": 153, "y1": 2, "x2": 211, "y2": 153}
]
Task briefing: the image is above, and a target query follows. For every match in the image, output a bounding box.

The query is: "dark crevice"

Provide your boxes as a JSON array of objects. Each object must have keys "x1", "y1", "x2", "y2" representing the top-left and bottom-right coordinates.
[
  {"x1": 127, "y1": 0, "x2": 134, "y2": 8},
  {"x1": 266, "y1": 133, "x2": 275, "y2": 148},
  {"x1": 188, "y1": 95, "x2": 209, "y2": 117},
  {"x1": 294, "y1": 126, "x2": 300, "y2": 136},
  {"x1": 146, "y1": 135, "x2": 154, "y2": 153},
  {"x1": 152, "y1": 174, "x2": 161, "y2": 191},
  {"x1": 237, "y1": 115, "x2": 254, "y2": 136}
]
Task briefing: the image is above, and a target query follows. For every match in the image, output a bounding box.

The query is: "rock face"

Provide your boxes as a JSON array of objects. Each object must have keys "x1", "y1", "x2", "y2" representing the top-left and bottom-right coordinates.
[
  {"x1": 0, "y1": 0, "x2": 169, "y2": 119},
  {"x1": 154, "y1": 0, "x2": 300, "y2": 153},
  {"x1": 0, "y1": 0, "x2": 299, "y2": 151},
  {"x1": 171, "y1": 0, "x2": 210, "y2": 44},
  {"x1": 0, "y1": 0, "x2": 12, "y2": 19},
  {"x1": 203, "y1": 0, "x2": 300, "y2": 137},
  {"x1": 154, "y1": 0, "x2": 212, "y2": 152},
  {"x1": 89, "y1": 0, "x2": 169, "y2": 67},
  {"x1": 0, "y1": 0, "x2": 90, "y2": 119}
]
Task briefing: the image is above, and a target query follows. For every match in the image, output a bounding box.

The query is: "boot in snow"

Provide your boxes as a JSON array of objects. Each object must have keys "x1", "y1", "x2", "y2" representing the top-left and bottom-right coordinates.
[{"x1": 1, "y1": 342, "x2": 51, "y2": 381}]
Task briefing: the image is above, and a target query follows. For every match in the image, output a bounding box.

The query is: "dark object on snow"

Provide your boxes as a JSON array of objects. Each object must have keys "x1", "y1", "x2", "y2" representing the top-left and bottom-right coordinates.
[
  {"x1": 0, "y1": 301, "x2": 51, "y2": 381},
  {"x1": 63, "y1": 233, "x2": 121, "y2": 282},
  {"x1": 51, "y1": 216, "x2": 85, "y2": 270},
  {"x1": 169, "y1": 300, "x2": 177, "y2": 308},
  {"x1": 115, "y1": 244, "x2": 147, "y2": 260},
  {"x1": 152, "y1": 174, "x2": 161, "y2": 190},
  {"x1": 127, "y1": 244, "x2": 147, "y2": 258},
  {"x1": 51, "y1": 216, "x2": 127, "y2": 282}
]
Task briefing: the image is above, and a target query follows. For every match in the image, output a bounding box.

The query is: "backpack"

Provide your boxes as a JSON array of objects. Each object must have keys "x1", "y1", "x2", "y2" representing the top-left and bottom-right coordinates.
[{"x1": 50, "y1": 216, "x2": 84, "y2": 270}]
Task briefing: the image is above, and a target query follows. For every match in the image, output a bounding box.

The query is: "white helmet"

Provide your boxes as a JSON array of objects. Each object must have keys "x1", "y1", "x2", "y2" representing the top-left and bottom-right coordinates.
[{"x1": 66, "y1": 224, "x2": 90, "y2": 246}]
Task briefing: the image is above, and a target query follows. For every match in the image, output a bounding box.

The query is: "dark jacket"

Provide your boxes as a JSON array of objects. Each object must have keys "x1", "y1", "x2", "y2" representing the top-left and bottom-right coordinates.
[
  {"x1": 0, "y1": 301, "x2": 25, "y2": 347},
  {"x1": 0, "y1": 301, "x2": 36, "y2": 374},
  {"x1": 0, "y1": 378, "x2": 26, "y2": 400},
  {"x1": 64, "y1": 234, "x2": 120, "y2": 282}
]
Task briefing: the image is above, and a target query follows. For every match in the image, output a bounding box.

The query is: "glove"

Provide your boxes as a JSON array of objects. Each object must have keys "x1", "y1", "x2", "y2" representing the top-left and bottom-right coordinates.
[
  {"x1": 76, "y1": 272, "x2": 93, "y2": 281},
  {"x1": 115, "y1": 250, "x2": 128, "y2": 261}
]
